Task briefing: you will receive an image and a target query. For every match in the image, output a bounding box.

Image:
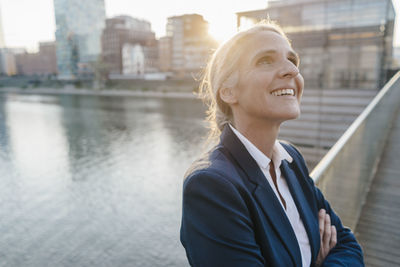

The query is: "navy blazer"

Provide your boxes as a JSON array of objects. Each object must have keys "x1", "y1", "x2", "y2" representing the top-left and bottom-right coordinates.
[{"x1": 180, "y1": 125, "x2": 364, "y2": 267}]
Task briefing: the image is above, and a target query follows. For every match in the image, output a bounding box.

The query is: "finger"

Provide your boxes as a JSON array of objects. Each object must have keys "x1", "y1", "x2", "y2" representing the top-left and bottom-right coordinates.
[
  {"x1": 330, "y1": 225, "x2": 337, "y2": 249},
  {"x1": 319, "y1": 209, "x2": 326, "y2": 239},
  {"x1": 323, "y1": 214, "x2": 331, "y2": 251}
]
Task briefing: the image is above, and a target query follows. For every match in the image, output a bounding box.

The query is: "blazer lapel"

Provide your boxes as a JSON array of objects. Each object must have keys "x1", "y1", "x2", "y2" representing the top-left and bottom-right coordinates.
[
  {"x1": 281, "y1": 160, "x2": 320, "y2": 264},
  {"x1": 253, "y1": 186, "x2": 303, "y2": 265},
  {"x1": 220, "y1": 126, "x2": 302, "y2": 265}
]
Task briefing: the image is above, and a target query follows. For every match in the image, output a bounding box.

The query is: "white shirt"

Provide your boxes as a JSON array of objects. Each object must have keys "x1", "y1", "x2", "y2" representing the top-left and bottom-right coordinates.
[{"x1": 230, "y1": 125, "x2": 311, "y2": 267}]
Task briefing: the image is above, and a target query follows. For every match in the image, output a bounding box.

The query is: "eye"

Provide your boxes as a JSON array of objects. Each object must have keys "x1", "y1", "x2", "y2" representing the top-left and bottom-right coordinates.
[
  {"x1": 288, "y1": 56, "x2": 299, "y2": 66},
  {"x1": 256, "y1": 56, "x2": 273, "y2": 65}
]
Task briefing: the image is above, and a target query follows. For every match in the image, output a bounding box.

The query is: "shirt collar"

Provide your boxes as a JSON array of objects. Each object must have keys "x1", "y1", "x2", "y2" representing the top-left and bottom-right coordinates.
[{"x1": 229, "y1": 124, "x2": 293, "y2": 170}]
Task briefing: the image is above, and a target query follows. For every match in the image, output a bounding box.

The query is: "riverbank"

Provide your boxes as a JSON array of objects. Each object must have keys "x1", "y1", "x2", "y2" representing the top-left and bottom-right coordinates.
[{"x1": 0, "y1": 87, "x2": 198, "y2": 99}]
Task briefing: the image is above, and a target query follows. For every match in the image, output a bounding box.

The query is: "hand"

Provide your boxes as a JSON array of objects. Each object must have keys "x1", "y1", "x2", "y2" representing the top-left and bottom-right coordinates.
[{"x1": 316, "y1": 209, "x2": 337, "y2": 267}]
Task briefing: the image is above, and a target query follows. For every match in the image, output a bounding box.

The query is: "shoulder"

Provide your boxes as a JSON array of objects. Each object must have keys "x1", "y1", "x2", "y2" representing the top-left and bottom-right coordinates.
[
  {"x1": 279, "y1": 140, "x2": 304, "y2": 161},
  {"x1": 183, "y1": 145, "x2": 245, "y2": 193},
  {"x1": 279, "y1": 140, "x2": 309, "y2": 168}
]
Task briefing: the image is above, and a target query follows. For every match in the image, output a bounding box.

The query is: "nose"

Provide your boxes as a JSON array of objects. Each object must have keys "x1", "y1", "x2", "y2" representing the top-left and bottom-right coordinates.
[{"x1": 278, "y1": 60, "x2": 299, "y2": 78}]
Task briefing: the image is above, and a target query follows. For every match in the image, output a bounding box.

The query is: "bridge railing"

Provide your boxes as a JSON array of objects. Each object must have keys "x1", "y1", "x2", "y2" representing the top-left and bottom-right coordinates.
[{"x1": 310, "y1": 72, "x2": 400, "y2": 229}]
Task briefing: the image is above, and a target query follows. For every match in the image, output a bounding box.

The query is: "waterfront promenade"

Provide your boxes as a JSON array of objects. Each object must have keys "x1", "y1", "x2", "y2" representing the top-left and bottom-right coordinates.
[{"x1": 355, "y1": 107, "x2": 400, "y2": 266}]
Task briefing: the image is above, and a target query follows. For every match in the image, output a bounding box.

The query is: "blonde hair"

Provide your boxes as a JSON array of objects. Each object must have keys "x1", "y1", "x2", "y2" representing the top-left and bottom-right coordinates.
[{"x1": 199, "y1": 21, "x2": 289, "y2": 141}]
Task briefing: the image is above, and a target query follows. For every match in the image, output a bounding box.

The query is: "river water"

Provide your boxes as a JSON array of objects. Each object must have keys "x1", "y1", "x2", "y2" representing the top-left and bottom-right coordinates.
[{"x1": 0, "y1": 93, "x2": 209, "y2": 267}]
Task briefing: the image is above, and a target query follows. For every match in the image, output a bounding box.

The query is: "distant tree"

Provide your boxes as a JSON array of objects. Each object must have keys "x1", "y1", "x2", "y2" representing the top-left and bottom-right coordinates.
[
  {"x1": 67, "y1": 33, "x2": 79, "y2": 77},
  {"x1": 91, "y1": 56, "x2": 111, "y2": 89}
]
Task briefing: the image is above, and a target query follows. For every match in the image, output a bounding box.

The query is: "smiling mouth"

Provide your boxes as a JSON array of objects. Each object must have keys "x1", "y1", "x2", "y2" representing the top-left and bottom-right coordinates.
[{"x1": 271, "y1": 89, "x2": 295, "y2": 96}]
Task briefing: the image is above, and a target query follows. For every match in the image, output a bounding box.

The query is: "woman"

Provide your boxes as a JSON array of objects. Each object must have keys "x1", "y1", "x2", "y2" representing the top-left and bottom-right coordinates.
[{"x1": 180, "y1": 22, "x2": 364, "y2": 267}]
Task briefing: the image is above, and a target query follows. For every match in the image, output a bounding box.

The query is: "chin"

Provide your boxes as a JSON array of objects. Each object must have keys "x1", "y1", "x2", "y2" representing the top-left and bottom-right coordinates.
[{"x1": 280, "y1": 109, "x2": 301, "y2": 122}]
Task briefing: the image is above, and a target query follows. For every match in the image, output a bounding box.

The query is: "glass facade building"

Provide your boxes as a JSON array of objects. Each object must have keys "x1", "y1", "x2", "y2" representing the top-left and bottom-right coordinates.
[
  {"x1": 237, "y1": 0, "x2": 395, "y2": 90},
  {"x1": 54, "y1": 0, "x2": 106, "y2": 79}
]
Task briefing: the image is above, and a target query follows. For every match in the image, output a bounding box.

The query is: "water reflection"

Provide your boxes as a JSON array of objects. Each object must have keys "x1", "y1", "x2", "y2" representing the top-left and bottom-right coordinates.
[
  {"x1": 0, "y1": 93, "x2": 207, "y2": 267},
  {"x1": 6, "y1": 97, "x2": 71, "y2": 183}
]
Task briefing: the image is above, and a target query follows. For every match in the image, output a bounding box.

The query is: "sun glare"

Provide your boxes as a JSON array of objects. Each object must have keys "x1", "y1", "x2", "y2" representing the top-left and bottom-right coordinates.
[
  {"x1": 207, "y1": 15, "x2": 238, "y2": 43},
  {"x1": 209, "y1": 25, "x2": 236, "y2": 44}
]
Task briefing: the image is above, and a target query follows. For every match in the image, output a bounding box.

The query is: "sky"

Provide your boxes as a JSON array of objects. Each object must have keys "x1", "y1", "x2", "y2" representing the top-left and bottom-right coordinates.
[{"x1": 0, "y1": 0, "x2": 400, "y2": 52}]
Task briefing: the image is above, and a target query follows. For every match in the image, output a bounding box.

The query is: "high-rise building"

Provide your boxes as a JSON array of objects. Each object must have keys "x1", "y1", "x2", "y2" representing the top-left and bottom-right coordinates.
[
  {"x1": 237, "y1": 0, "x2": 395, "y2": 90},
  {"x1": 101, "y1": 15, "x2": 158, "y2": 75},
  {"x1": 53, "y1": 0, "x2": 106, "y2": 79},
  {"x1": 166, "y1": 14, "x2": 217, "y2": 77}
]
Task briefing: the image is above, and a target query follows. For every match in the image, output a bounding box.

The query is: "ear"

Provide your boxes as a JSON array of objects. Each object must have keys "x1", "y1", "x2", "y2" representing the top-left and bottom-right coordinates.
[{"x1": 219, "y1": 87, "x2": 238, "y2": 105}]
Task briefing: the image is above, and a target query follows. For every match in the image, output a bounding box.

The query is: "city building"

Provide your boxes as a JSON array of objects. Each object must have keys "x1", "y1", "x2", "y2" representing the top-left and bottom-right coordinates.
[
  {"x1": 237, "y1": 0, "x2": 395, "y2": 90},
  {"x1": 0, "y1": 48, "x2": 17, "y2": 76},
  {"x1": 166, "y1": 14, "x2": 217, "y2": 77},
  {"x1": 122, "y1": 44, "x2": 144, "y2": 76},
  {"x1": 15, "y1": 42, "x2": 57, "y2": 76},
  {"x1": 101, "y1": 15, "x2": 158, "y2": 76},
  {"x1": 124, "y1": 43, "x2": 158, "y2": 76},
  {"x1": 54, "y1": 0, "x2": 106, "y2": 79},
  {"x1": 158, "y1": 36, "x2": 172, "y2": 72}
]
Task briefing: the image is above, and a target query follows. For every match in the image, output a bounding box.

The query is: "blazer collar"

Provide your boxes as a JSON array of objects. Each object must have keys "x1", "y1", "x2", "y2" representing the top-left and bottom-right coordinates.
[
  {"x1": 220, "y1": 125, "x2": 270, "y2": 187},
  {"x1": 220, "y1": 125, "x2": 303, "y2": 265},
  {"x1": 228, "y1": 124, "x2": 293, "y2": 170}
]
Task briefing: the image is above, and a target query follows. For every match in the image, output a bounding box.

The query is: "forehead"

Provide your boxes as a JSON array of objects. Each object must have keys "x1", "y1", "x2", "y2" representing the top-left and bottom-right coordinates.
[{"x1": 242, "y1": 30, "x2": 294, "y2": 59}]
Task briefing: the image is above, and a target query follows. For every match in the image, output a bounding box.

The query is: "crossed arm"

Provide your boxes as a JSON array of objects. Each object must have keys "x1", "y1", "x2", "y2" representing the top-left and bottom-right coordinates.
[
  {"x1": 180, "y1": 169, "x2": 364, "y2": 266},
  {"x1": 312, "y1": 184, "x2": 364, "y2": 266}
]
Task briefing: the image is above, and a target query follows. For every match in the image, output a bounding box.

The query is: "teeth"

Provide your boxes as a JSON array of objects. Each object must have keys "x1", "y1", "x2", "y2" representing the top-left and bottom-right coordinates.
[{"x1": 271, "y1": 89, "x2": 295, "y2": 96}]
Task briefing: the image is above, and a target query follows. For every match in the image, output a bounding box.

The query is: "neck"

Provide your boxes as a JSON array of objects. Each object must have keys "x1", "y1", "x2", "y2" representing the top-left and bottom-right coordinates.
[{"x1": 233, "y1": 118, "x2": 281, "y2": 159}]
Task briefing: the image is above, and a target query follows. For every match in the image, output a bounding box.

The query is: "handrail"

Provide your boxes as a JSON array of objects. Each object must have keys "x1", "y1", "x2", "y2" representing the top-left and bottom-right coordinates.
[{"x1": 308, "y1": 71, "x2": 400, "y2": 229}]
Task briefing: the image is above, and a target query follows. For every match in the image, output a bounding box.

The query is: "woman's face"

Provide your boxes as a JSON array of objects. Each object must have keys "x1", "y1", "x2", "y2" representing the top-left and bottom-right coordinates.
[{"x1": 228, "y1": 30, "x2": 304, "y2": 125}]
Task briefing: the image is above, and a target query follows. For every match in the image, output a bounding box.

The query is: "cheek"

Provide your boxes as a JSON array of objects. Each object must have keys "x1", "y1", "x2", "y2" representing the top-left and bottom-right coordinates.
[
  {"x1": 296, "y1": 74, "x2": 304, "y2": 98},
  {"x1": 236, "y1": 71, "x2": 273, "y2": 104},
  {"x1": 254, "y1": 71, "x2": 273, "y2": 86}
]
